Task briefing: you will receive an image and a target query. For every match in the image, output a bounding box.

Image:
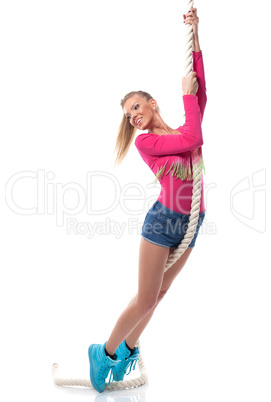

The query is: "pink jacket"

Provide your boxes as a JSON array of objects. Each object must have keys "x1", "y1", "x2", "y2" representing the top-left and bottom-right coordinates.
[{"x1": 135, "y1": 50, "x2": 207, "y2": 214}]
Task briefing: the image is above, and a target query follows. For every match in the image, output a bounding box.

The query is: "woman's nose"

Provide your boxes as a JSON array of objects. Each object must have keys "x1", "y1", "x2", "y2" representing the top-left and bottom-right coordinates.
[{"x1": 131, "y1": 113, "x2": 137, "y2": 125}]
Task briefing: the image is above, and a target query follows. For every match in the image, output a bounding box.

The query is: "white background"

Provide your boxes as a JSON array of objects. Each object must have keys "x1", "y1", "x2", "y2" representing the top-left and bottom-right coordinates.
[{"x1": 1, "y1": 0, "x2": 271, "y2": 401}]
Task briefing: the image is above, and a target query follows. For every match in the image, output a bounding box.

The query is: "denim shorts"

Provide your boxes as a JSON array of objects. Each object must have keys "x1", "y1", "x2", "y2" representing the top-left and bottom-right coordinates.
[{"x1": 141, "y1": 200, "x2": 205, "y2": 249}]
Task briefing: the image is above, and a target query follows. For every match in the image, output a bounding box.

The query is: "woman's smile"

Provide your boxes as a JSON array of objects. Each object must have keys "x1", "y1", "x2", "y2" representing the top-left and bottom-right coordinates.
[{"x1": 137, "y1": 117, "x2": 143, "y2": 126}]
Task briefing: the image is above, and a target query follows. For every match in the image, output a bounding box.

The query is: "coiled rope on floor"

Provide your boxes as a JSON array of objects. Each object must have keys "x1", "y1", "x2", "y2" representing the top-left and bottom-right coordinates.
[{"x1": 52, "y1": 0, "x2": 201, "y2": 390}]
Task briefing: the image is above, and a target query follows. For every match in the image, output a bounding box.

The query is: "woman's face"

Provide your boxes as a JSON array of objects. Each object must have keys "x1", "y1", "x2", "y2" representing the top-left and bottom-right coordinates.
[{"x1": 123, "y1": 95, "x2": 157, "y2": 130}]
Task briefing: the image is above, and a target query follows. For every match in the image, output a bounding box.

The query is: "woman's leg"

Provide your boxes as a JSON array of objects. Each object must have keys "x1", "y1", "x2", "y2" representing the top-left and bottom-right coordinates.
[
  {"x1": 125, "y1": 245, "x2": 193, "y2": 348},
  {"x1": 105, "y1": 237, "x2": 171, "y2": 355}
]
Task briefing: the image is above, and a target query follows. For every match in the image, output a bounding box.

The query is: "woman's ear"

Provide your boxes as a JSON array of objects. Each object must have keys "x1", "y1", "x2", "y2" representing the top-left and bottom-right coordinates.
[{"x1": 150, "y1": 99, "x2": 157, "y2": 110}]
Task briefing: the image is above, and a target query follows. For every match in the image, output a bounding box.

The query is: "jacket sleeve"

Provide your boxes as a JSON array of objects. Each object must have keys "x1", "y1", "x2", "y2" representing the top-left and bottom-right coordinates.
[
  {"x1": 193, "y1": 50, "x2": 207, "y2": 121},
  {"x1": 135, "y1": 95, "x2": 203, "y2": 156}
]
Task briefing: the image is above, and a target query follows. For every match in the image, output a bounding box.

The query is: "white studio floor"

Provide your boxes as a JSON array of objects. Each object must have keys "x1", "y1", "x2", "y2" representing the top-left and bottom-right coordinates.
[{"x1": 37, "y1": 337, "x2": 271, "y2": 402}]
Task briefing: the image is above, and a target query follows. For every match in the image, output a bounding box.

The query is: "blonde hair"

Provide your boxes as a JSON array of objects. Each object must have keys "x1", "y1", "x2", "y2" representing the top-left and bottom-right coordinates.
[{"x1": 113, "y1": 90, "x2": 160, "y2": 168}]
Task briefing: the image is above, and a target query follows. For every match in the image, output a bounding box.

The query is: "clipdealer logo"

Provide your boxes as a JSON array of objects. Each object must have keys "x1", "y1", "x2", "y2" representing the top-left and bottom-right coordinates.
[
  {"x1": 5, "y1": 169, "x2": 147, "y2": 226},
  {"x1": 230, "y1": 169, "x2": 266, "y2": 233},
  {"x1": 5, "y1": 169, "x2": 217, "y2": 239}
]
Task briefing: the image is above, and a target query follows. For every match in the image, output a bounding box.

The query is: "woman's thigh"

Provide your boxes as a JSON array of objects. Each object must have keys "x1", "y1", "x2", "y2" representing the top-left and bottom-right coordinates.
[
  {"x1": 137, "y1": 237, "x2": 171, "y2": 306},
  {"x1": 160, "y1": 246, "x2": 193, "y2": 293}
]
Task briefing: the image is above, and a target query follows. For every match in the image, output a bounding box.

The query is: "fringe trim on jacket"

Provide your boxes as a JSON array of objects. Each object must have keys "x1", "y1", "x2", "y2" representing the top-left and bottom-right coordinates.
[{"x1": 152, "y1": 147, "x2": 205, "y2": 184}]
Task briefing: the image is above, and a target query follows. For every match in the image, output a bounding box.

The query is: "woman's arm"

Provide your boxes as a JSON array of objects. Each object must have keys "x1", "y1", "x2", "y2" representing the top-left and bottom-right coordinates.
[
  {"x1": 135, "y1": 95, "x2": 203, "y2": 156},
  {"x1": 183, "y1": 8, "x2": 207, "y2": 120},
  {"x1": 193, "y1": 33, "x2": 201, "y2": 52},
  {"x1": 193, "y1": 50, "x2": 207, "y2": 121}
]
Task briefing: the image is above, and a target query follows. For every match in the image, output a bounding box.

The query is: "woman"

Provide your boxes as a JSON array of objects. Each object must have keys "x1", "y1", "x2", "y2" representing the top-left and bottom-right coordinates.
[{"x1": 88, "y1": 8, "x2": 207, "y2": 393}]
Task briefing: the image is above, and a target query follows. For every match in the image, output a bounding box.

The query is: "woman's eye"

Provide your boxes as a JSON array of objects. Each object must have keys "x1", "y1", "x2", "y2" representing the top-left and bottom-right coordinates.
[{"x1": 126, "y1": 104, "x2": 139, "y2": 120}]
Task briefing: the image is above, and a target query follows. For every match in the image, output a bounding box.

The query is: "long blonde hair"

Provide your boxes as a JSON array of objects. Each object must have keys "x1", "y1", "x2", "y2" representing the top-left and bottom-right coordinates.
[{"x1": 113, "y1": 90, "x2": 160, "y2": 168}]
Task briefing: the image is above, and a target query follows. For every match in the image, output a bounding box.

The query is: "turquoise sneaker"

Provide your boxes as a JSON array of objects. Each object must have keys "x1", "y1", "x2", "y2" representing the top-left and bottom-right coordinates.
[
  {"x1": 112, "y1": 340, "x2": 140, "y2": 381},
  {"x1": 88, "y1": 342, "x2": 120, "y2": 393}
]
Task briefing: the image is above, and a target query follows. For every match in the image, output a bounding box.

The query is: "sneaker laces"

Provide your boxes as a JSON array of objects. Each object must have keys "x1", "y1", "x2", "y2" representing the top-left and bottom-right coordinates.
[
  {"x1": 107, "y1": 367, "x2": 114, "y2": 386},
  {"x1": 98, "y1": 364, "x2": 114, "y2": 386},
  {"x1": 125, "y1": 356, "x2": 139, "y2": 376}
]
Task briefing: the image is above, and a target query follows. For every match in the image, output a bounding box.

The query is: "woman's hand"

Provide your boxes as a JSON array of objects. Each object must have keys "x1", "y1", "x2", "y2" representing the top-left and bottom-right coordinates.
[
  {"x1": 182, "y1": 71, "x2": 199, "y2": 95},
  {"x1": 183, "y1": 8, "x2": 199, "y2": 35}
]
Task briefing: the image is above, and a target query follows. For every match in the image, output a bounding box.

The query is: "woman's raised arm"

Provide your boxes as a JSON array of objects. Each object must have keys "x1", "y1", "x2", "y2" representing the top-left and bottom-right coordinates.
[{"x1": 184, "y1": 8, "x2": 207, "y2": 120}]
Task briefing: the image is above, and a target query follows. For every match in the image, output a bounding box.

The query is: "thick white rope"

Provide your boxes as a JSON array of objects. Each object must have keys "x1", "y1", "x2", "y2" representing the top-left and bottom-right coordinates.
[{"x1": 52, "y1": 0, "x2": 201, "y2": 390}]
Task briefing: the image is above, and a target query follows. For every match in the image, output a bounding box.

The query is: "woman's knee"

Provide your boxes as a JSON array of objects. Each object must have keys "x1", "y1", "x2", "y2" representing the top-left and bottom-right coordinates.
[
  {"x1": 135, "y1": 294, "x2": 158, "y2": 316},
  {"x1": 157, "y1": 287, "x2": 170, "y2": 304}
]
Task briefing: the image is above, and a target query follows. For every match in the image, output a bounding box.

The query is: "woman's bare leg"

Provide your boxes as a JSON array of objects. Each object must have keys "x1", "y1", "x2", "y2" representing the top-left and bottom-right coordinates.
[
  {"x1": 105, "y1": 238, "x2": 171, "y2": 355},
  {"x1": 125, "y1": 245, "x2": 193, "y2": 348}
]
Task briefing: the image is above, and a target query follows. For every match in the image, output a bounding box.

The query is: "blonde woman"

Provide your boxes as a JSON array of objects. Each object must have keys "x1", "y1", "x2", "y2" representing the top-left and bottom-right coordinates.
[{"x1": 88, "y1": 8, "x2": 207, "y2": 393}]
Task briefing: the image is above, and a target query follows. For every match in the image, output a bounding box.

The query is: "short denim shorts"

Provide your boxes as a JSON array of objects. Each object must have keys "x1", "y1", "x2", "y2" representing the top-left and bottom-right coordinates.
[{"x1": 141, "y1": 200, "x2": 205, "y2": 249}]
